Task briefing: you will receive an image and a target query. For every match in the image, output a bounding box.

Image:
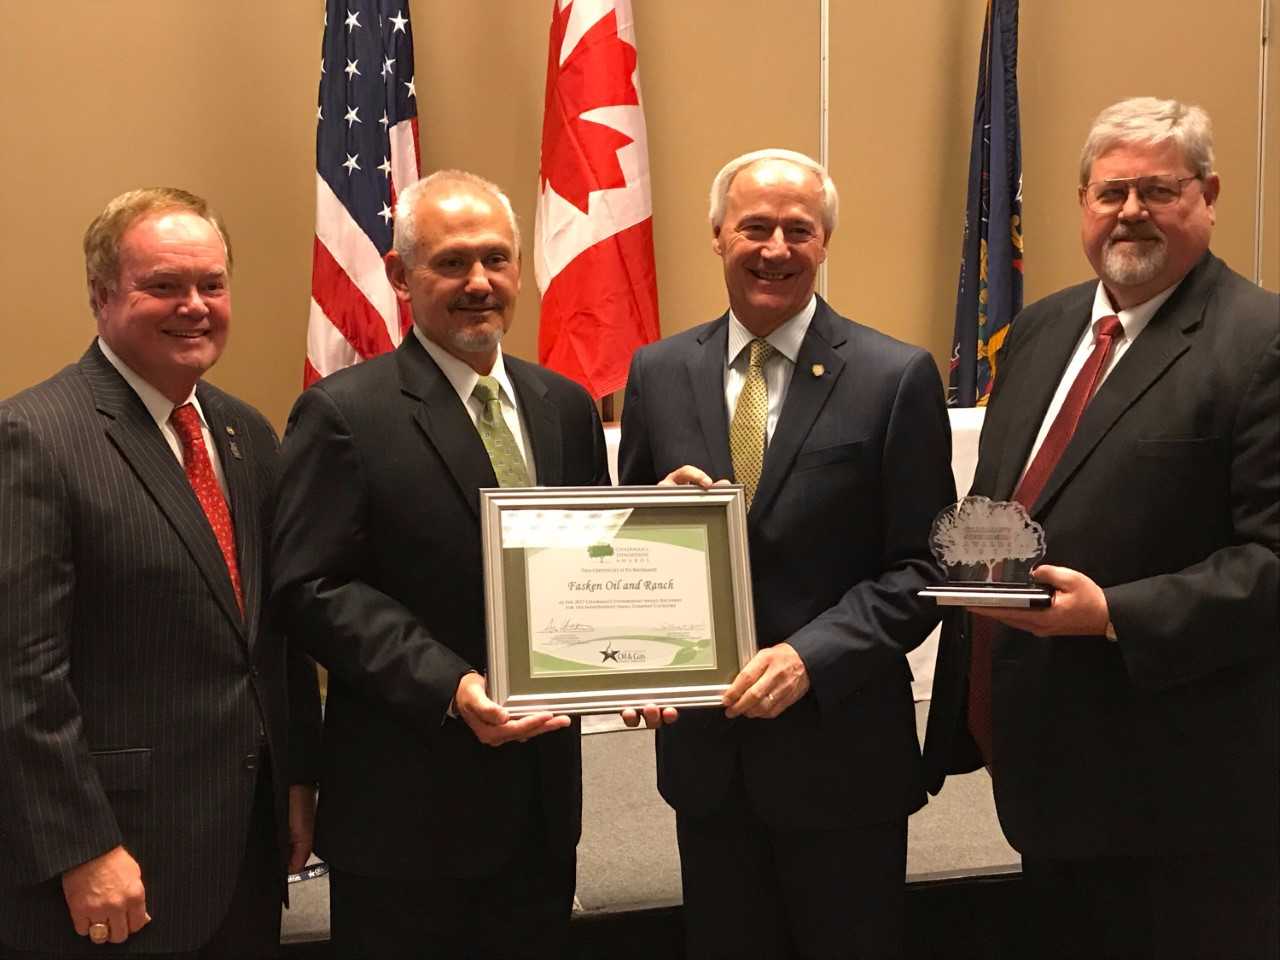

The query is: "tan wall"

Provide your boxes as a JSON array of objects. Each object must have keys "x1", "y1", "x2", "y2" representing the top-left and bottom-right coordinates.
[
  {"x1": 827, "y1": 0, "x2": 1270, "y2": 375},
  {"x1": 1265, "y1": 1, "x2": 1280, "y2": 292},
  {"x1": 0, "y1": 1, "x2": 1270, "y2": 431},
  {"x1": 1017, "y1": 0, "x2": 1265, "y2": 303}
]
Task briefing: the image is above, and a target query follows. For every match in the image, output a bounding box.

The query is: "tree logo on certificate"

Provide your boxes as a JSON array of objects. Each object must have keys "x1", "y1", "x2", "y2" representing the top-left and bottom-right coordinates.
[{"x1": 525, "y1": 524, "x2": 718, "y2": 677}]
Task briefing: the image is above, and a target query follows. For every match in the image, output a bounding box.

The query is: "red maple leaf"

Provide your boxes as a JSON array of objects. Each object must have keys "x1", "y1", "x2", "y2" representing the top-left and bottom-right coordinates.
[{"x1": 540, "y1": 3, "x2": 639, "y2": 214}]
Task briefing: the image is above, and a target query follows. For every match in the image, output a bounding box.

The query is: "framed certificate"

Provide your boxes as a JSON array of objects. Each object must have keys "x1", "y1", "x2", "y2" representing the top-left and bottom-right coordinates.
[{"x1": 480, "y1": 485, "x2": 758, "y2": 716}]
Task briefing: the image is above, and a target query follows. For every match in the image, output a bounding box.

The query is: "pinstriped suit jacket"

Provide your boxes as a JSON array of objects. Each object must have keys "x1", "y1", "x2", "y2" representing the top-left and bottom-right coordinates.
[{"x1": 0, "y1": 342, "x2": 321, "y2": 955}]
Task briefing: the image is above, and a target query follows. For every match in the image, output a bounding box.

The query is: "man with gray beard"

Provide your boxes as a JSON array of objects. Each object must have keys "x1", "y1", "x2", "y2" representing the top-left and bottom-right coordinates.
[{"x1": 924, "y1": 97, "x2": 1278, "y2": 959}]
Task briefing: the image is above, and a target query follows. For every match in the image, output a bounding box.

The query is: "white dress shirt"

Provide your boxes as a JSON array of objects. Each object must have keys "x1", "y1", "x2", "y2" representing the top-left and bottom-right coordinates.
[
  {"x1": 412, "y1": 327, "x2": 537, "y2": 483},
  {"x1": 97, "y1": 337, "x2": 229, "y2": 499},
  {"x1": 724, "y1": 295, "x2": 817, "y2": 445},
  {"x1": 1019, "y1": 280, "x2": 1179, "y2": 482}
]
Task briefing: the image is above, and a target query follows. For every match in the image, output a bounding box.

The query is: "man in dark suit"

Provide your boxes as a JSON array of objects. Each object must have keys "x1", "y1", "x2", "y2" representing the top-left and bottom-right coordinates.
[
  {"x1": 0, "y1": 188, "x2": 321, "y2": 958},
  {"x1": 271, "y1": 170, "x2": 609, "y2": 959},
  {"x1": 618, "y1": 149, "x2": 954, "y2": 959},
  {"x1": 924, "y1": 97, "x2": 1279, "y2": 959}
]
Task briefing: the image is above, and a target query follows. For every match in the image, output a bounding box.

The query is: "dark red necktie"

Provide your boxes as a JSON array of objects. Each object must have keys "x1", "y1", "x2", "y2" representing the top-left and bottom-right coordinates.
[
  {"x1": 171, "y1": 403, "x2": 243, "y2": 615},
  {"x1": 966, "y1": 316, "x2": 1124, "y2": 765}
]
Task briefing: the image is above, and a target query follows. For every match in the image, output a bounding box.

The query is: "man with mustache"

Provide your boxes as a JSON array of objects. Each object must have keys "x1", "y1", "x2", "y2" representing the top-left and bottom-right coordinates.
[
  {"x1": 619, "y1": 149, "x2": 954, "y2": 958},
  {"x1": 924, "y1": 97, "x2": 1279, "y2": 958},
  {"x1": 271, "y1": 171, "x2": 609, "y2": 958}
]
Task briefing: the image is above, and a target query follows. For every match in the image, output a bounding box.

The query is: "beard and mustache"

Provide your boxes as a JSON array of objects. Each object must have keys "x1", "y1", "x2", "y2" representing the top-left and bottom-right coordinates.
[
  {"x1": 446, "y1": 297, "x2": 508, "y2": 354},
  {"x1": 1100, "y1": 223, "x2": 1168, "y2": 287}
]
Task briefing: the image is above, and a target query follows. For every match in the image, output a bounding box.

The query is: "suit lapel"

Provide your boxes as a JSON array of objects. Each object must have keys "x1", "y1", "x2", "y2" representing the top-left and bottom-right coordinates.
[
  {"x1": 1029, "y1": 259, "x2": 1215, "y2": 515},
  {"x1": 507, "y1": 358, "x2": 562, "y2": 487},
  {"x1": 82, "y1": 346, "x2": 247, "y2": 637},
  {"x1": 750, "y1": 299, "x2": 845, "y2": 519},
  {"x1": 200, "y1": 386, "x2": 260, "y2": 643},
  {"x1": 396, "y1": 336, "x2": 496, "y2": 518},
  {"x1": 989, "y1": 291, "x2": 1092, "y2": 500},
  {"x1": 687, "y1": 317, "x2": 734, "y2": 482}
]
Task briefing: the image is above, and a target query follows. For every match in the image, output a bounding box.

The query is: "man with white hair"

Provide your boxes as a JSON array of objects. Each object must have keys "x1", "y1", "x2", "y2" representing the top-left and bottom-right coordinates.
[
  {"x1": 925, "y1": 97, "x2": 1279, "y2": 958},
  {"x1": 271, "y1": 171, "x2": 609, "y2": 958},
  {"x1": 620, "y1": 149, "x2": 954, "y2": 958}
]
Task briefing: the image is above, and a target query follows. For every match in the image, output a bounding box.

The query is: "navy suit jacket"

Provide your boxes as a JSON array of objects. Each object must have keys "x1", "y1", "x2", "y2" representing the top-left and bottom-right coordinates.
[
  {"x1": 620, "y1": 298, "x2": 954, "y2": 828},
  {"x1": 923, "y1": 252, "x2": 1280, "y2": 858},
  {"x1": 271, "y1": 336, "x2": 609, "y2": 878},
  {"x1": 0, "y1": 343, "x2": 321, "y2": 955}
]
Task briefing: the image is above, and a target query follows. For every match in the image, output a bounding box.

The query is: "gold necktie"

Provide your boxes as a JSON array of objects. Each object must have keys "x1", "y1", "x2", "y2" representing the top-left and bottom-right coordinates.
[
  {"x1": 729, "y1": 338, "x2": 775, "y2": 508},
  {"x1": 472, "y1": 376, "x2": 531, "y2": 487}
]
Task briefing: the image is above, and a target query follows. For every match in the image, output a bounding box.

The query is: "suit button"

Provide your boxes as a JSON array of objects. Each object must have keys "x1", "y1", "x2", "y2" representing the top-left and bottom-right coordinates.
[
  {"x1": 244, "y1": 754, "x2": 258, "y2": 771},
  {"x1": 248, "y1": 666, "x2": 259, "y2": 678}
]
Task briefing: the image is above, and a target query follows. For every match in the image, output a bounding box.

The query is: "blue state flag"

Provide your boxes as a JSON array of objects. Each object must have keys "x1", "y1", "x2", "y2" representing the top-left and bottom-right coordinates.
[{"x1": 949, "y1": 0, "x2": 1023, "y2": 407}]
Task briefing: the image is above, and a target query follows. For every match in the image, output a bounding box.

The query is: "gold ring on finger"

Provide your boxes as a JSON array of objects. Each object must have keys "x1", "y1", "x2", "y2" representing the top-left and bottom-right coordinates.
[{"x1": 88, "y1": 922, "x2": 110, "y2": 945}]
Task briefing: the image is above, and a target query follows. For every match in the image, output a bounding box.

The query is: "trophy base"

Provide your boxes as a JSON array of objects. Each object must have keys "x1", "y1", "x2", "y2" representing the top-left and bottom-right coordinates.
[{"x1": 918, "y1": 585, "x2": 1053, "y2": 608}]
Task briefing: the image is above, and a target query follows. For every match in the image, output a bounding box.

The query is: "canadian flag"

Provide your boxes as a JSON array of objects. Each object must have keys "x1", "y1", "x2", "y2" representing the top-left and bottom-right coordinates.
[{"x1": 535, "y1": 0, "x2": 661, "y2": 400}]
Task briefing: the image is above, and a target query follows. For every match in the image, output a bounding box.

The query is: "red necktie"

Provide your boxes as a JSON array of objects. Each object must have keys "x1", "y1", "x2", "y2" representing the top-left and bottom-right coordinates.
[
  {"x1": 966, "y1": 316, "x2": 1124, "y2": 765},
  {"x1": 171, "y1": 403, "x2": 244, "y2": 615}
]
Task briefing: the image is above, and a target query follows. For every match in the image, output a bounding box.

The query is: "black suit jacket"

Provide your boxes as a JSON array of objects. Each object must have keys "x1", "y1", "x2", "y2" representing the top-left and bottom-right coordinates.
[
  {"x1": 270, "y1": 336, "x2": 609, "y2": 879},
  {"x1": 923, "y1": 253, "x2": 1280, "y2": 858},
  {"x1": 0, "y1": 343, "x2": 321, "y2": 955},
  {"x1": 619, "y1": 298, "x2": 954, "y2": 828}
]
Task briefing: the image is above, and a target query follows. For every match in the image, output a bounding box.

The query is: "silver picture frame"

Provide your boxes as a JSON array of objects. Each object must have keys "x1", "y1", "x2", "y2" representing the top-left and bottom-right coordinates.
[{"x1": 480, "y1": 485, "x2": 758, "y2": 716}]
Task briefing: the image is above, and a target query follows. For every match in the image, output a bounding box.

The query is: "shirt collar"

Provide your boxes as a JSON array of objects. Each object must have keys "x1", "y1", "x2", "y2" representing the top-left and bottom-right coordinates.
[
  {"x1": 726, "y1": 294, "x2": 816, "y2": 367},
  {"x1": 412, "y1": 326, "x2": 518, "y2": 409},
  {"x1": 1090, "y1": 279, "x2": 1181, "y2": 342},
  {"x1": 97, "y1": 336, "x2": 202, "y2": 431}
]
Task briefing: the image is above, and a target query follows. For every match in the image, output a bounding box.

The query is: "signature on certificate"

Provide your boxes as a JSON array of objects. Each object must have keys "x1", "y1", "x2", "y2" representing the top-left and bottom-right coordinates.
[{"x1": 539, "y1": 616, "x2": 592, "y2": 636}]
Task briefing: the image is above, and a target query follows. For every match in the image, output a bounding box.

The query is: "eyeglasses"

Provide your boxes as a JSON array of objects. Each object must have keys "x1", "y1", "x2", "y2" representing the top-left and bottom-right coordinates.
[{"x1": 1080, "y1": 175, "x2": 1200, "y2": 214}]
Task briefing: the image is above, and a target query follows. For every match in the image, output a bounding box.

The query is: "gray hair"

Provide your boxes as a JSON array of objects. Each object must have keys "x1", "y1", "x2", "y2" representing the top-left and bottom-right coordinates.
[
  {"x1": 84, "y1": 187, "x2": 232, "y2": 315},
  {"x1": 1079, "y1": 97, "x2": 1215, "y2": 186},
  {"x1": 708, "y1": 148, "x2": 839, "y2": 237},
  {"x1": 393, "y1": 170, "x2": 521, "y2": 264}
]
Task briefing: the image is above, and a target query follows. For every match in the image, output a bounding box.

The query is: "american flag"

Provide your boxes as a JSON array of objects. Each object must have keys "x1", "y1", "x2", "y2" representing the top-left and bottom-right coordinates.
[{"x1": 306, "y1": 0, "x2": 421, "y2": 387}]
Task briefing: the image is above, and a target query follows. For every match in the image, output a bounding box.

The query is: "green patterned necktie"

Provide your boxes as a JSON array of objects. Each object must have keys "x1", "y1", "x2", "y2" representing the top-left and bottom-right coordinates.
[
  {"x1": 472, "y1": 376, "x2": 530, "y2": 487},
  {"x1": 729, "y1": 338, "x2": 775, "y2": 508}
]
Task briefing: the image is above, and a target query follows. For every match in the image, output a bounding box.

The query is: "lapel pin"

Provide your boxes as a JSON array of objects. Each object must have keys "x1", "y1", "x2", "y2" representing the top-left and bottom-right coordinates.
[
  {"x1": 811, "y1": 363, "x2": 825, "y2": 378},
  {"x1": 225, "y1": 425, "x2": 237, "y2": 436}
]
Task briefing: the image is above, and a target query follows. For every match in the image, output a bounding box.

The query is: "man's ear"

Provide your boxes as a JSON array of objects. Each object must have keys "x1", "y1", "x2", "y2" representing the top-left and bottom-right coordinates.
[
  {"x1": 711, "y1": 226, "x2": 724, "y2": 256},
  {"x1": 89, "y1": 281, "x2": 110, "y2": 320},
  {"x1": 384, "y1": 250, "x2": 412, "y2": 301},
  {"x1": 1201, "y1": 174, "x2": 1221, "y2": 220}
]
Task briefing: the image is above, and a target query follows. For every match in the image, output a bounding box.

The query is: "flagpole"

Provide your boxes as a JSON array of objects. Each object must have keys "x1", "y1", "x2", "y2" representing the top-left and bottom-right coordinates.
[
  {"x1": 1253, "y1": 0, "x2": 1270, "y2": 284},
  {"x1": 818, "y1": 0, "x2": 830, "y2": 300}
]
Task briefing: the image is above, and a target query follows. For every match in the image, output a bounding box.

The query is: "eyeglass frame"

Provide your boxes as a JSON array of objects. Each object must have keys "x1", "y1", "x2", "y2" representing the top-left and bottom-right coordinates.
[{"x1": 1078, "y1": 174, "x2": 1202, "y2": 214}]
